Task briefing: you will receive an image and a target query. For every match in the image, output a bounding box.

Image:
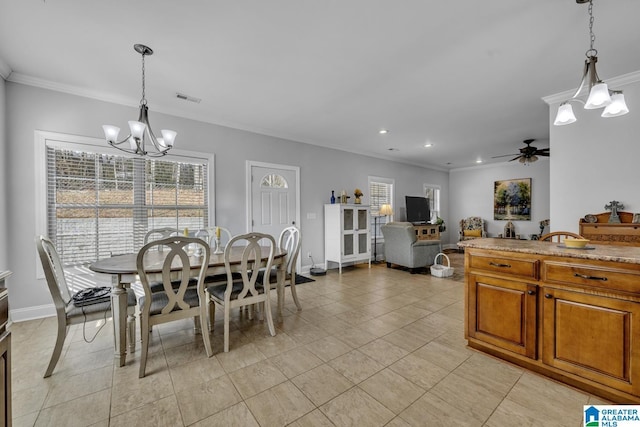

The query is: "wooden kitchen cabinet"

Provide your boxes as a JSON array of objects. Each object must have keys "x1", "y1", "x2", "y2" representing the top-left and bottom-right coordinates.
[
  {"x1": 461, "y1": 238, "x2": 640, "y2": 403},
  {"x1": 542, "y1": 286, "x2": 640, "y2": 395},
  {"x1": 467, "y1": 273, "x2": 537, "y2": 358}
]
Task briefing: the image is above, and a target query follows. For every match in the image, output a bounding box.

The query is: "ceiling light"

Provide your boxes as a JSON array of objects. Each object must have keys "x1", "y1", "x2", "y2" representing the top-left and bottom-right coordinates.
[
  {"x1": 553, "y1": 0, "x2": 629, "y2": 126},
  {"x1": 379, "y1": 129, "x2": 389, "y2": 134},
  {"x1": 476, "y1": 159, "x2": 482, "y2": 164},
  {"x1": 424, "y1": 143, "x2": 433, "y2": 148},
  {"x1": 103, "y1": 44, "x2": 177, "y2": 156}
]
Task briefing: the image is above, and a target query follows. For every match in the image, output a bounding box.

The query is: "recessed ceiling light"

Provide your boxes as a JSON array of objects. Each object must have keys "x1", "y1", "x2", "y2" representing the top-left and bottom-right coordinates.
[
  {"x1": 476, "y1": 159, "x2": 483, "y2": 164},
  {"x1": 424, "y1": 143, "x2": 433, "y2": 148},
  {"x1": 379, "y1": 129, "x2": 389, "y2": 134}
]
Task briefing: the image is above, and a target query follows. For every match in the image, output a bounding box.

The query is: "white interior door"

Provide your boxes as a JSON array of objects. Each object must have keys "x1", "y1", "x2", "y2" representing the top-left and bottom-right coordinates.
[{"x1": 248, "y1": 162, "x2": 299, "y2": 241}]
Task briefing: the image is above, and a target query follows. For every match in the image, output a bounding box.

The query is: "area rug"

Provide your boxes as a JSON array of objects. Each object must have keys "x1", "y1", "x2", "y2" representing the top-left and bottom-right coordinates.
[{"x1": 294, "y1": 274, "x2": 315, "y2": 284}]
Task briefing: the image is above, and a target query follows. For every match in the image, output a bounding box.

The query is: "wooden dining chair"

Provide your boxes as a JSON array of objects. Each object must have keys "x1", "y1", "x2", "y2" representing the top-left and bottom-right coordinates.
[
  {"x1": 540, "y1": 231, "x2": 584, "y2": 243},
  {"x1": 137, "y1": 236, "x2": 212, "y2": 377},
  {"x1": 274, "y1": 226, "x2": 302, "y2": 311},
  {"x1": 205, "y1": 232, "x2": 277, "y2": 352},
  {"x1": 36, "y1": 235, "x2": 137, "y2": 377},
  {"x1": 198, "y1": 226, "x2": 233, "y2": 251},
  {"x1": 144, "y1": 228, "x2": 180, "y2": 252}
]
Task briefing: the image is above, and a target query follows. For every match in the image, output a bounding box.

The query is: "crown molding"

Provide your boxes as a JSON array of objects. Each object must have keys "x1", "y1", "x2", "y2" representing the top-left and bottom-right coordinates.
[
  {"x1": 0, "y1": 57, "x2": 11, "y2": 80},
  {"x1": 7, "y1": 72, "x2": 140, "y2": 108},
  {"x1": 542, "y1": 70, "x2": 640, "y2": 105}
]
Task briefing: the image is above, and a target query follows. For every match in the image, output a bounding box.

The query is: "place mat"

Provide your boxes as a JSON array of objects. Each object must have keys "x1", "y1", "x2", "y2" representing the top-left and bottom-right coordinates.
[{"x1": 557, "y1": 245, "x2": 596, "y2": 250}]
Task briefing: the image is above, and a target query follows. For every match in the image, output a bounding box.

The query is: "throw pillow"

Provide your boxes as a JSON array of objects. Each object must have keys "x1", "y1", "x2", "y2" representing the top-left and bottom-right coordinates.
[{"x1": 463, "y1": 229, "x2": 482, "y2": 237}]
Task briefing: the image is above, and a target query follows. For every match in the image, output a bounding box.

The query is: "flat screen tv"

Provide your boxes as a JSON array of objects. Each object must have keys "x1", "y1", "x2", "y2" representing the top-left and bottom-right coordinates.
[{"x1": 405, "y1": 196, "x2": 430, "y2": 224}]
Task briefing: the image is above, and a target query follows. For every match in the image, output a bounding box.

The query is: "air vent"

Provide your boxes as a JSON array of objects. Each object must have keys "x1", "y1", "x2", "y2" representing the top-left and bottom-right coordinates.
[{"x1": 175, "y1": 93, "x2": 201, "y2": 104}]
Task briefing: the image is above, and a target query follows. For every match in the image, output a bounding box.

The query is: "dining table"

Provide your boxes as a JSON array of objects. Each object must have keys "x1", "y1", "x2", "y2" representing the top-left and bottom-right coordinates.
[{"x1": 89, "y1": 246, "x2": 287, "y2": 367}]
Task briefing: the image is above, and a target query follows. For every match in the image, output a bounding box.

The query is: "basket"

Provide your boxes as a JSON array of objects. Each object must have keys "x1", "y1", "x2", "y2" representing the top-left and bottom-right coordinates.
[{"x1": 430, "y1": 253, "x2": 454, "y2": 278}]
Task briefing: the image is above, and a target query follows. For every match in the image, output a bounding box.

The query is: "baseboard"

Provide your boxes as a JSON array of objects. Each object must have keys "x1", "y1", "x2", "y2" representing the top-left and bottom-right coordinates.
[{"x1": 10, "y1": 303, "x2": 55, "y2": 323}]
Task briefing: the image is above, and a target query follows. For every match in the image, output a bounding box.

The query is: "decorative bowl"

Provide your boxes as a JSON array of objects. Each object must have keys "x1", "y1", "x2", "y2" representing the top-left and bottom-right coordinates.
[{"x1": 563, "y1": 238, "x2": 590, "y2": 248}]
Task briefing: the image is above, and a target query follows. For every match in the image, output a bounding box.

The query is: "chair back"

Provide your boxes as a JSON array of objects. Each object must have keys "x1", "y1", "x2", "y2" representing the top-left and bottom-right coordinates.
[
  {"x1": 279, "y1": 226, "x2": 301, "y2": 276},
  {"x1": 199, "y1": 226, "x2": 233, "y2": 249},
  {"x1": 540, "y1": 231, "x2": 584, "y2": 243},
  {"x1": 223, "y1": 232, "x2": 275, "y2": 302},
  {"x1": 144, "y1": 228, "x2": 180, "y2": 252},
  {"x1": 36, "y1": 235, "x2": 72, "y2": 309},
  {"x1": 136, "y1": 236, "x2": 210, "y2": 315}
]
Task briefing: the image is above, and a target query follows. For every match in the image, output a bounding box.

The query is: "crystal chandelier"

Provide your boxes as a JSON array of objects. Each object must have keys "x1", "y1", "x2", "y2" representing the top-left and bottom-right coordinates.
[
  {"x1": 553, "y1": 0, "x2": 629, "y2": 126},
  {"x1": 102, "y1": 44, "x2": 177, "y2": 156}
]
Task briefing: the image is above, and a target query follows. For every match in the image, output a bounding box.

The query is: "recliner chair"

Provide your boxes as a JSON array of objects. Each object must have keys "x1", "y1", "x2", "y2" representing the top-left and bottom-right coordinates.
[{"x1": 381, "y1": 222, "x2": 441, "y2": 273}]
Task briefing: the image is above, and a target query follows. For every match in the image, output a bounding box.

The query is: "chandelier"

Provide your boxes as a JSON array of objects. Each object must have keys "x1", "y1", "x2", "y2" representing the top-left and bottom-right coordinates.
[
  {"x1": 102, "y1": 44, "x2": 177, "y2": 156},
  {"x1": 553, "y1": 0, "x2": 629, "y2": 126}
]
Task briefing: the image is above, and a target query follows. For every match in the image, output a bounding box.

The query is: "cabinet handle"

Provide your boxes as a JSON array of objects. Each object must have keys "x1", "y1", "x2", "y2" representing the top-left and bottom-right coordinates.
[
  {"x1": 489, "y1": 262, "x2": 511, "y2": 268},
  {"x1": 544, "y1": 293, "x2": 553, "y2": 299},
  {"x1": 527, "y1": 290, "x2": 536, "y2": 295},
  {"x1": 573, "y1": 273, "x2": 608, "y2": 281}
]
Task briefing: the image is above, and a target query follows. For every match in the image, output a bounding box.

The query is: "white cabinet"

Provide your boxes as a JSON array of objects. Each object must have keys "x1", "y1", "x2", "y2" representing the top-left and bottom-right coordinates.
[{"x1": 324, "y1": 204, "x2": 371, "y2": 273}]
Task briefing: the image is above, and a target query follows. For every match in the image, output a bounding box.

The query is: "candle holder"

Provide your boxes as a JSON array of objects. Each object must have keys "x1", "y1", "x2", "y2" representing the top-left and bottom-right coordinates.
[{"x1": 213, "y1": 237, "x2": 223, "y2": 254}]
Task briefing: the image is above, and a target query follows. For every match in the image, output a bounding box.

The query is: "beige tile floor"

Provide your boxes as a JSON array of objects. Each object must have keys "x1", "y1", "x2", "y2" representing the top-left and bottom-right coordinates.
[{"x1": 10, "y1": 253, "x2": 607, "y2": 426}]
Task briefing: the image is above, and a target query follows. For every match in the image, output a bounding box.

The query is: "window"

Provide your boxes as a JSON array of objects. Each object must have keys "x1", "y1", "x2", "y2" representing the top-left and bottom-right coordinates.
[
  {"x1": 368, "y1": 176, "x2": 394, "y2": 239},
  {"x1": 424, "y1": 184, "x2": 441, "y2": 222},
  {"x1": 36, "y1": 132, "x2": 213, "y2": 266},
  {"x1": 260, "y1": 174, "x2": 288, "y2": 188}
]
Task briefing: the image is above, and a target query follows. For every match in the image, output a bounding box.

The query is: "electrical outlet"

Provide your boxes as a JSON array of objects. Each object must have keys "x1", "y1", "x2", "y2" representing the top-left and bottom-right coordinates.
[{"x1": 307, "y1": 251, "x2": 312, "y2": 258}]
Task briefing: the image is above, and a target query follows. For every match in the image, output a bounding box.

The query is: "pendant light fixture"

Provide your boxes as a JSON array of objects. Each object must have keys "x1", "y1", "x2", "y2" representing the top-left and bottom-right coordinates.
[
  {"x1": 553, "y1": 0, "x2": 629, "y2": 126},
  {"x1": 102, "y1": 44, "x2": 177, "y2": 156}
]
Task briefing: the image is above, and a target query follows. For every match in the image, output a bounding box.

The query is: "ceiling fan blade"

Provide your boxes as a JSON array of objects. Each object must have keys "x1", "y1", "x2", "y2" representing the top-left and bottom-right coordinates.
[
  {"x1": 537, "y1": 152, "x2": 550, "y2": 157},
  {"x1": 508, "y1": 155, "x2": 522, "y2": 162},
  {"x1": 492, "y1": 153, "x2": 520, "y2": 158}
]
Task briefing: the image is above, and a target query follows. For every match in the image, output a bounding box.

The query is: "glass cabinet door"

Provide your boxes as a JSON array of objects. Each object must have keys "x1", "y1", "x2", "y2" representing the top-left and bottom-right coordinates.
[{"x1": 343, "y1": 209, "x2": 354, "y2": 231}]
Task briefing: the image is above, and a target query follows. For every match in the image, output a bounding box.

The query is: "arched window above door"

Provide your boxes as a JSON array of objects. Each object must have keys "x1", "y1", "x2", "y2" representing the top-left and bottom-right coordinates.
[{"x1": 260, "y1": 174, "x2": 288, "y2": 188}]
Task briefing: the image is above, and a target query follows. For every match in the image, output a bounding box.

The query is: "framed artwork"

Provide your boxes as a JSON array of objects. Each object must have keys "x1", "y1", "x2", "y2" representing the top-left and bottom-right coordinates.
[
  {"x1": 633, "y1": 213, "x2": 640, "y2": 224},
  {"x1": 494, "y1": 178, "x2": 531, "y2": 221}
]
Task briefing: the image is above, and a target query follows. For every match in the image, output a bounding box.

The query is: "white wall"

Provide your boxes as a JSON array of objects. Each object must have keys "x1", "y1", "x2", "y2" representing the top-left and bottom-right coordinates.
[
  {"x1": 548, "y1": 79, "x2": 640, "y2": 233},
  {"x1": 5, "y1": 82, "x2": 449, "y2": 318},
  {"x1": 449, "y1": 160, "x2": 550, "y2": 242},
  {"x1": 0, "y1": 78, "x2": 7, "y2": 273}
]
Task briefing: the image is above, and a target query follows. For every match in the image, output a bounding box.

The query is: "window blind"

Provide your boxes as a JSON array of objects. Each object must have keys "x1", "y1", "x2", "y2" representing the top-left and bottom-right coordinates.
[{"x1": 46, "y1": 146, "x2": 208, "y2": 266}]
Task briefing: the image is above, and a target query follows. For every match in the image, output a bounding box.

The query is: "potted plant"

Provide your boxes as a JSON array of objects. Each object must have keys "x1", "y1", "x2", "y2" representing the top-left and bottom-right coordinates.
[{"x1": 436, "y1": 217, "x2": 446, "y2": 232}]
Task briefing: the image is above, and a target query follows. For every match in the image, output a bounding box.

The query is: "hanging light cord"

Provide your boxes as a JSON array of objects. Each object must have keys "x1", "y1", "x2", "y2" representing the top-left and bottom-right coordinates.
[{"x1": 140, "y1": 50, "x2": 148, "y2": 107}]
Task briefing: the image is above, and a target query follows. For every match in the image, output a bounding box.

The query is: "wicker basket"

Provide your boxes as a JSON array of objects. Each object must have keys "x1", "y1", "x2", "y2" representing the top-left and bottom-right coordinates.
[{"x1": 430, "y1": 253, "x2": 454, "y2": 278}]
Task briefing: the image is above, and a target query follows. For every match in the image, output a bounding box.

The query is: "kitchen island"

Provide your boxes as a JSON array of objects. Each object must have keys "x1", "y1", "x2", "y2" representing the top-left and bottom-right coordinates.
[{"x1": 459, "y1": 237, "x2": 640, "y2": 403}]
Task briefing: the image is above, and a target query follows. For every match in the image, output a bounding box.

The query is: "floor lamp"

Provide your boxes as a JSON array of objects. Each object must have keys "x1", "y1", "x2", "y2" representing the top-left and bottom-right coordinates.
[{"x1": 373, "y1": 204, "x2": 393, "y2": 263}]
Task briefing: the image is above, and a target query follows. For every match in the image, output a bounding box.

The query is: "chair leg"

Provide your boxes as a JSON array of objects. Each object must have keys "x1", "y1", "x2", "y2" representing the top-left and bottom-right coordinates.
[
  {"x1": 208, "y1": 299, "x2": 215, "y2": 332},
  {"x1": 44, "y1": 317, "x2": 68, "y2": 378},
  {"x1": 223, "y1": 305, "x2": 230, "y2": 353},
  {"x1": 264, "y1": 297, "x2": 276, "y2": 337},
  {"x1": 289, "y1": 278, "x2": 302, "y2": 311},
  {"x1": 127, "y1": 312, "x2": 136, "y2": 354},
  {"x1": 193, "y1": 316, "x2": 201, "y2": 335},
  {"x1": 199, "y1": 306, "x2": 213, "y2": 358},
  {"x1": 139, "y1": 317, "x2": 150, "y2": 378}
]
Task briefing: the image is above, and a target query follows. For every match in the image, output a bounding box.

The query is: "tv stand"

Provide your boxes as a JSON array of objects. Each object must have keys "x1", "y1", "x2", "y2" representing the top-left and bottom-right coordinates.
[{"x1": 413, "y1": 224, "x2": 440, "y2": 241}]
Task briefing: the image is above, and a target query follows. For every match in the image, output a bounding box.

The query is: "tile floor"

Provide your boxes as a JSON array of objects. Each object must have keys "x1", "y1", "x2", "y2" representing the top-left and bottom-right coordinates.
[{"x1": 10, "y1": 253, "x2": 607, "y2": 426}]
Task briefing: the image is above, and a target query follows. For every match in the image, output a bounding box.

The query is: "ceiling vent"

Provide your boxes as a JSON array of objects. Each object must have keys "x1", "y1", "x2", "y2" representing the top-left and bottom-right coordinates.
[{"x1": 176, "y1": 93, "x2": 201, "y2": 104}]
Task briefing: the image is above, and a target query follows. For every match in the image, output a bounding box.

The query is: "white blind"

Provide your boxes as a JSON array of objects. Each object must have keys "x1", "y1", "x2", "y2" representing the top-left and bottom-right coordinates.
[
  {"x1": 369, "y1": 181, "x2": 391, "y2": 216},
  {"x1": 46, "y1": 146, "x2": 208, "y2": 265}
]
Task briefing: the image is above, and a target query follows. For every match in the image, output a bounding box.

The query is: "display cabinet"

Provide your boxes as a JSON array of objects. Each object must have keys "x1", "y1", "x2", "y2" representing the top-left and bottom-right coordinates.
[{"x1": 324, "y1": 204, "x2": 371, "y2": 273}]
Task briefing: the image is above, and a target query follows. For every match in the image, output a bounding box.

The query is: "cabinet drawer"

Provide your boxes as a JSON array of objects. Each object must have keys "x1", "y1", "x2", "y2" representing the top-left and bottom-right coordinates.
[
  {"x1": 543, "y1": 261, "x2": 640, "y2": 294},
  {"x1": 469, "y1": 254, "x2": 539, "y2": 280}
]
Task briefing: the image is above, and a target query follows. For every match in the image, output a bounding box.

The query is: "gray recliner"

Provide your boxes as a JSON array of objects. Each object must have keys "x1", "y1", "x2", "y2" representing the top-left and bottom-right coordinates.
[{"x1": 381, "y1": 222, "x2": 441, "y2": 273}]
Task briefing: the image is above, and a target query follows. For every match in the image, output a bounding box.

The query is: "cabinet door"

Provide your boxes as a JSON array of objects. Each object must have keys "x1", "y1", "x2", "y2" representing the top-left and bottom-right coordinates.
[
  {"x1": 355, "y1": 208, "x2": 369, "y2": 256},
  {"x1": 542, "y1": 288, "x2": 640, "y2": 394},
  {"x1": 468, "y1": 274, "x2": 537, "y2": 358}
]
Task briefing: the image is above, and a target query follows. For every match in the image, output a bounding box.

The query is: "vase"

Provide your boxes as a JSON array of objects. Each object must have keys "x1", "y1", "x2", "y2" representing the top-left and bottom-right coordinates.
[{"x1": 354, "y1": 197, "x2": 361, "y2": 204}]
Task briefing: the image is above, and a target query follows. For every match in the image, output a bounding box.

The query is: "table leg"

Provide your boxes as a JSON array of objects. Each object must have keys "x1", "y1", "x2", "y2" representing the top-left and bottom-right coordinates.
[{"x1": 111, "y1": 275, "x2": 128, "y2": 367}]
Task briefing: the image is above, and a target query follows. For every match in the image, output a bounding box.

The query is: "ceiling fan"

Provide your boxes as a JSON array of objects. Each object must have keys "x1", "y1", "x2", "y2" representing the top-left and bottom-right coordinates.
[{"x1": 492, "y1": 139, "x2": 549, "y2": 164}]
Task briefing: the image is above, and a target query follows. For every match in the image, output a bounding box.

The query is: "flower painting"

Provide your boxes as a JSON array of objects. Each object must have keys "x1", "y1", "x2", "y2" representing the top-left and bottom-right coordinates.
[{"x1": 494, "y1": 178, "x2": 531, "y2": 220}]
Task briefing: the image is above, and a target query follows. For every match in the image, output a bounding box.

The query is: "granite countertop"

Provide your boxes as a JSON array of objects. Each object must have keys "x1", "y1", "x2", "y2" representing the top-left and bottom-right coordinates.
[{"x1": 457, "y1": 238, "x2": 640, "y2": 265}]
